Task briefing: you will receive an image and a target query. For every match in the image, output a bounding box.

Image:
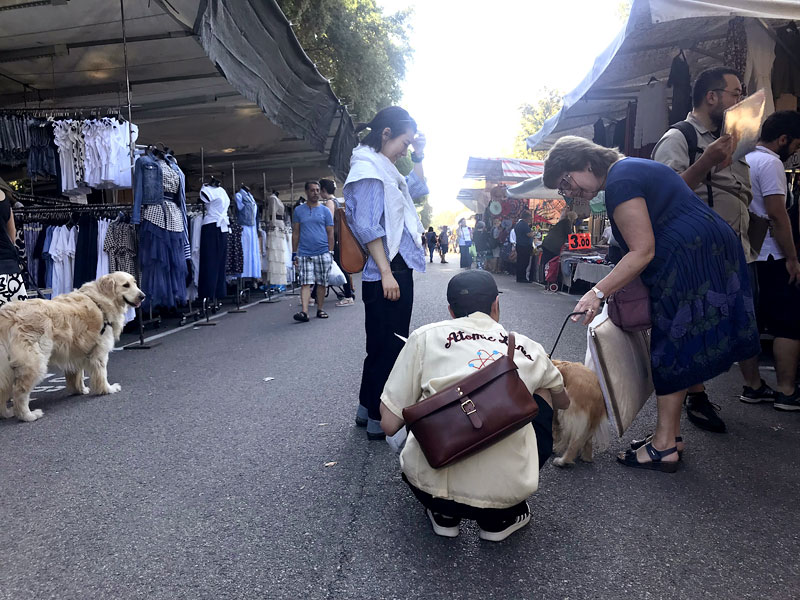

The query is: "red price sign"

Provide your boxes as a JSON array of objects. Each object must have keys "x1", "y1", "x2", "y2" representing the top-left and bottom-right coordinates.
[{"x1": 568, "y1": 233, "x2": 592, "y2": 250}]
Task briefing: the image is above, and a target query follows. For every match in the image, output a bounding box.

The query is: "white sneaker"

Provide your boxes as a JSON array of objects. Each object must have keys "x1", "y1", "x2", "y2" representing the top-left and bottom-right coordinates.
[
  {"x1": 427, "y1": 509, "x2": 461, "y2": 538},
  {"x1": 336, "y1": 297, "x2": 355, "y2": 307},
  {"x1": 478, "y1": 502, "x2": 530, "y2": 541}
]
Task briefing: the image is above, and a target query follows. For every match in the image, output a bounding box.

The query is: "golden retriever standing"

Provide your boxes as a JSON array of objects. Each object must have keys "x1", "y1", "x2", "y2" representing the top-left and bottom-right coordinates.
[
  {"x1": 551, "y1": 360, "x2": 610, "y2": 467},
  {"x1": 0, "y1": 272, "x2": 144, "y2": 422}
]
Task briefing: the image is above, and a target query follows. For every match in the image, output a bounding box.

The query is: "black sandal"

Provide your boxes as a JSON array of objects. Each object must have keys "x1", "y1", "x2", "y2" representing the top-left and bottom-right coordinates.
[
  {"x1": 316, "y1": 310, "x2": 329, "y2": 319},
  {"x1": 293, "y1": 311, "x2": 309, "y2": 322},
  {"x1": 617, "y1": 442, "x2": 679, "y2": 473},
  {"x1": 631, "y1": 434, "x2": 684, "y2": 458}
]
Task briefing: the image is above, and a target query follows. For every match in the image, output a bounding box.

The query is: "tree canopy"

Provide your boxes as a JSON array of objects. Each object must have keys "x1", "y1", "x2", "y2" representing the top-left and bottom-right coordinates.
[
  {"x1": 277, "y1": 0, "x2": 413, "y2": 122},
  {"x1": 511, "y1": 87, "x2": 563, "y2": 160}
]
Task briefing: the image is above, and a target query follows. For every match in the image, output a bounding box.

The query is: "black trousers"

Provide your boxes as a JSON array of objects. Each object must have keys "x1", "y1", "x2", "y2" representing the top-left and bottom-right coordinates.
[
  {"x1": 198, "y1": 224, "x2": 228, "y2": 299},
  {"x1": 359, "y1": 261, "x2": 414, "y2": 421},
  {"x1": 459, "y1": 244, "x2": 472, "y2": 268},
  {"x1": 403, "y1": 394, "x2": 553, "y2": 525},
  {"x1": 516, "y1": 244, "x2": 532, "y2": 282}
]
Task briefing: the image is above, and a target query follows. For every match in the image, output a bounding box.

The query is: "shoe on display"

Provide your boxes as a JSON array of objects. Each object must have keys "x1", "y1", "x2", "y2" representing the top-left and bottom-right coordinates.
[
  {"x1": 740, "y1": 379, "x2": 777, "y2": 403},
  {"x1": 478, "y1": 502, "x2": 531, "y2": 542},
  {"x1": 336, "y1": 297, "x2": 355, "y2": 307},
  {"x1": 685, "y1": 391, "x2": 726, "y2": 433},
  {"x1": 774, "y1": 388, "x2": 800, "y2": 412},
  {"x1": 427, "y1": 509, "x2": 461, "y2": 538}
]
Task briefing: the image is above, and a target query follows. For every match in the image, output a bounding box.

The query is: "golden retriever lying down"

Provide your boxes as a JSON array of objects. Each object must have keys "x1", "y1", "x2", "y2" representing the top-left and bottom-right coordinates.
[
  {"x1": 0, "y1": 272, "x2": 144, "y2": 422},
  {"x1": 551, "y1": 360, "x2": 611, "y2": 467}
]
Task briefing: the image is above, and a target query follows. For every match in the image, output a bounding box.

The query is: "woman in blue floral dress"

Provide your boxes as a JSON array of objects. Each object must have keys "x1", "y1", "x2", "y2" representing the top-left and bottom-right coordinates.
[{"x1": 543, "y1": 136, "x2": 759, "y2": 473}]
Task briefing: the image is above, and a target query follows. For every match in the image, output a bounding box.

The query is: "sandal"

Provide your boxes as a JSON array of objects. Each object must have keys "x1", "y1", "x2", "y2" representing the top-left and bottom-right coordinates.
[
  {"x1": 293, "y1": 311, "x2": 309, "y2": 322},
  {"x1": 631, "y1": 434, "x2": 684, "y2": 458},
  {"x1": 617, "y1": 442, "x2": 679, "y2": 473},
  {"x1": 316, "y1": 310, "x2": 329, "y2": 319}
]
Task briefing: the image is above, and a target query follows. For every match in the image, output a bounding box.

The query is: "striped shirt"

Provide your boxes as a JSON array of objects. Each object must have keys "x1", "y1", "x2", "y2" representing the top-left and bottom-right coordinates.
[{"x1": 344, "y1": 171, "x2": 429, "y2": 282}]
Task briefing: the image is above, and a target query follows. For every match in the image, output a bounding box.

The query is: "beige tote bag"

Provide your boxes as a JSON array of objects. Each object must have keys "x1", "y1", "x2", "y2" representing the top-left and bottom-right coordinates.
[{"x1": 586, "y1": 308, "x2": 654, "y2": 437}]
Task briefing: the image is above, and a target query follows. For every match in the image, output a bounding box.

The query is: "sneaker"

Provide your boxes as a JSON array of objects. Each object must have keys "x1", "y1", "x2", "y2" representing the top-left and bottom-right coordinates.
[
  {"x1": 774, "y1": 389, "x2": 800, "y2": 412},
  {"x1": 336, "y1": 297, "x2": 355, "y2": 307},
  {"x1": 685, "y1": 392, "x2": 726, "y2": 433},
  {"x1": 740, "y1": 379, "x2": 777, "y2": 403},
  {"x1": 427, "y1": 509, "x2": 461, "y2": 538},
  {"x1": 354, "y1": 404, "x2": 368, "y2": 427},
  {"x1": 366, "y1": 418, "x2": 385, "y2": 441},
  {"x1": 478, "y1": 502, "x2": 531, "y2": 542}
]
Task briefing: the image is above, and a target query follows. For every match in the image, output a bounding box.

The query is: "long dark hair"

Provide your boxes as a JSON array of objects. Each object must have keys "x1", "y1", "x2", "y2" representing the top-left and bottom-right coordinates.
[{"x1": 355, "y1": 106, "x2": 417, "y2": 152}]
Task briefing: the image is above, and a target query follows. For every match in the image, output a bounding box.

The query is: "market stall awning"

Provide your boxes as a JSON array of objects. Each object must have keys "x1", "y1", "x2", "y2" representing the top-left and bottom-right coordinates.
[
  {"x1": 464, "y1": 157, "x2": 544, "y2": 181},
  {"x1": 526, "y1": 0, "x2": 800, "y2": 151},
  {"x1": 0, "y1": 0, "x2": 356, "y2": 186},
  {"x1": 505, "y1": 176, "x2": 564, "y2": 200}
]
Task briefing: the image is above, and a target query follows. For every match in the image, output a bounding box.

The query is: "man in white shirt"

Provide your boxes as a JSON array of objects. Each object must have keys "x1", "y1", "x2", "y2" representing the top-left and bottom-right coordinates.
[
  {"x1": 379, "y1": 270, "x2": 570, "y2": 541},
  {"x1": 745, "y1": 111, "x2": 800, "y2": 412}
]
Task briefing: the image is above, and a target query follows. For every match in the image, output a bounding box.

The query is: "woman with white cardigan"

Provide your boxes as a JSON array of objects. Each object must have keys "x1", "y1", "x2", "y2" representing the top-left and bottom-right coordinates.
[{"x1": 344, "y1": 106, "x2": 429, "y2": 440}]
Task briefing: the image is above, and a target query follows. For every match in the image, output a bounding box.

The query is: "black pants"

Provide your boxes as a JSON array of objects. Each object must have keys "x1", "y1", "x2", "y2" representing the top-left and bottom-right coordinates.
[
  {"x1": 428, "y1": 244, "x2": 436, "y2": 262},
  {"x1": 198, "y1": 224, "x2": 228, "y2": 299},
  {"x1": 459, "y1": 244, "x2": 472, "y2": 268},
  {"x1": 359, "y1": 261, "x2": 414, "y2": 420},
  {"x1": 404, "y1": 394, "x2": 553, "y2": 525},
  {"x1": 516, "y1": 244, "x2": 532, "y2": 282}
]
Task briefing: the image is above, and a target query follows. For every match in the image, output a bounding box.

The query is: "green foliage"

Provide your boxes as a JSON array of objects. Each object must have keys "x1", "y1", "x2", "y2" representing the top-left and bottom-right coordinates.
[
  {"x1": 395, "y1": 152, "x2": 413, "y2": 177},
  {"x1": 511, "y1": 87, "x2": 563, "y2": 160},
  {"x1": 277, "y1": 0, "x2": 413, "y2": 121},
  {"x1": 417, "y1": 199, "x2": 432, "y2": 229}
]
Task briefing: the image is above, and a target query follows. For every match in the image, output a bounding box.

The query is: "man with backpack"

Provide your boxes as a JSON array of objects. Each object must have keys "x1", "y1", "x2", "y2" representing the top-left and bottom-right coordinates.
[{"x1": 652, "y1": 66, "x2": 775, "y2": 433}]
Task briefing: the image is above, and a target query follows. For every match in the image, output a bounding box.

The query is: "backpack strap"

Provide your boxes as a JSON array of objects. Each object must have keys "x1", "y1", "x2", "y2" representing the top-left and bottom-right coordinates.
[{"x1": 669, "y1": 120, "x2": 714, "y2": 208}]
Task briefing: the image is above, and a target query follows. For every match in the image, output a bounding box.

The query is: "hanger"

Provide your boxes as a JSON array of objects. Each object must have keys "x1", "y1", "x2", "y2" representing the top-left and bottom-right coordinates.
[
  {"x1": 787, "y1": 20, "x2": 798, "y2": 34},
  {"x1": 240, "y1": 183, "x2": 250, "y2": 193},
  {"x1": 648, "y1": 75, "x2": 658, "y2": 85}
]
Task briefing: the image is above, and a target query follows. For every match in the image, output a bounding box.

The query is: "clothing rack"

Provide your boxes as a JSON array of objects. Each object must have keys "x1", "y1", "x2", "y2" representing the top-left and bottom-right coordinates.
[{"x1": 0, "y1": 106, "x2": 125, "y2": 119}]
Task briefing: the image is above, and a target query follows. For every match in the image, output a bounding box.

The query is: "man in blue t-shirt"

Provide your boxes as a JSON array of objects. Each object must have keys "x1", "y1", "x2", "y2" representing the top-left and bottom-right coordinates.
[{"x1": 292, "y1": 181, "x2": 334, "y2": 322}]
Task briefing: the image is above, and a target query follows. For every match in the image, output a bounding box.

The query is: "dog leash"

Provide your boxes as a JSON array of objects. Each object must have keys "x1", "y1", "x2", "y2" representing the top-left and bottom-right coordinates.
[{"x1": 547, "y1": 311, "x2": 588, "y2": 359}]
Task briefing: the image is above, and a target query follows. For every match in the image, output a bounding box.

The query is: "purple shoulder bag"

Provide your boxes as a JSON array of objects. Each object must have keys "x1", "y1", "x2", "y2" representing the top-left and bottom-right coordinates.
[{"x1": 607, "y1": 277, "x2": 651, "y2": 332}]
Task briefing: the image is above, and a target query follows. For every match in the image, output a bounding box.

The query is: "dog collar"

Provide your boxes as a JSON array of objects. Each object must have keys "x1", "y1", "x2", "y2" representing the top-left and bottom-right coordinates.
[{"x1": 85, "y1": 295, "x2": 113, "y2": 336}]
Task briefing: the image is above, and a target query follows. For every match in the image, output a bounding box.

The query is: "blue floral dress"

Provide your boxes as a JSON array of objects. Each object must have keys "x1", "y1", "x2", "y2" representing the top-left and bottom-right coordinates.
[{"x1": 604, "y1": 158, "x2": 760, "y2": 395}]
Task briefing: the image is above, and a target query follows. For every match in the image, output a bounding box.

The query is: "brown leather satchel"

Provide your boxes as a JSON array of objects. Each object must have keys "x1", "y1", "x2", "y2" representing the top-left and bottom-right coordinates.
[
  {"x1": 402, "y1": 332, "x2": 539, "y2": 469},
  {"x1": 335, "y1": 207, "x2": 367, "y2": 273}
]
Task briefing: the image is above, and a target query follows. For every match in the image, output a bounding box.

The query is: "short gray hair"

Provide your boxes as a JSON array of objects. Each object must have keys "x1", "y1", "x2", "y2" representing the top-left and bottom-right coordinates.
[{"x1": 542, "y1": 136, "x2": 623, "y2": 189}]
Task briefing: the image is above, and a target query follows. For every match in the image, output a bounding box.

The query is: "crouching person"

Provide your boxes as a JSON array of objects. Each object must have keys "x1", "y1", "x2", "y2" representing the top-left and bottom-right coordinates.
[{"x1": 380, "y1": 271, "x2": 570, "y2": 541}]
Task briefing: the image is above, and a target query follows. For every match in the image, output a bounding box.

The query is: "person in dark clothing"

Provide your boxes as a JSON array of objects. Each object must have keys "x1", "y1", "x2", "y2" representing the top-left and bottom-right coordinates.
[
  {"x1": 514, "y1": 211, "x2": 534, "y2": 283},
  {"x1": 472, "y1": 221, "x2": 491, "y2": 270},
  {"x1": 539, "y1": 209, "x2": 577, "y2": 281},
  {"x1": 438, "y1": 227, "x2": 449, "y2": 263},
  {"x1": 425, "y1": 226, "x2": 438, "y2": 263}
]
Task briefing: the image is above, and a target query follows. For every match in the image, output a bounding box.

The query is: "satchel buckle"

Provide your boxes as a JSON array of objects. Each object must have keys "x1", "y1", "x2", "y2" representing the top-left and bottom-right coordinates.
[{"x1": 461, "y1": 398, "x2": 476, "y2": 415}]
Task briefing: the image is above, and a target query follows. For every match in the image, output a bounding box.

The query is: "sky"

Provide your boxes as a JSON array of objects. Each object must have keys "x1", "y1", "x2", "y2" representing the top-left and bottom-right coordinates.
[{"x1": 376, "y1": 0, "x2": 629, "y2": 219}]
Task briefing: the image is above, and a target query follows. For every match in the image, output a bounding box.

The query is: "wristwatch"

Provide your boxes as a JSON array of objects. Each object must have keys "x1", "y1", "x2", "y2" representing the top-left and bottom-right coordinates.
[
  {"x1": 411, "y1": 152, "x2": 424, "y2": 163},
  {"x1": 591, "y1": 286, "x2": 605, "y2": 299}
]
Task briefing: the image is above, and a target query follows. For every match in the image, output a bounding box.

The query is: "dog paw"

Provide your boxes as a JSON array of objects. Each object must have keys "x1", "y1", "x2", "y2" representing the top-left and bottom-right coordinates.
[
  {"x1": 553, "y1": 456, "x2": 573, "y2": 468},
  {"x1": 20, "y1": 409, "x2": 44, "y2": 422},
  {"x1": 69, "y1": 386, "x2": 90, "y2": 396},
  {"x1": 106, "y1": 383, "x2": 121, "y2": 394}
]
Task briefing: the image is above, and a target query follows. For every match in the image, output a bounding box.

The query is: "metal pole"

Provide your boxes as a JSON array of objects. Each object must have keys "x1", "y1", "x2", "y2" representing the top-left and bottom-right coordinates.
[
  {"x1": 119, "y1": 0, "x2": 135, "y2": 185},
  {"x1": 232, "y1": 162, "x2": 236, "y2": 191},
  {"x1": 201, "y1": 146, "x2": 205, "y2": 182}
]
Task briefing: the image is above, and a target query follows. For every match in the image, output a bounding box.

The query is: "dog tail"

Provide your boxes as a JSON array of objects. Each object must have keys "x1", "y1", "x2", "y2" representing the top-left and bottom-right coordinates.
[{"x1": 592, "y1": 418, "x2": 613, "y2": 452}]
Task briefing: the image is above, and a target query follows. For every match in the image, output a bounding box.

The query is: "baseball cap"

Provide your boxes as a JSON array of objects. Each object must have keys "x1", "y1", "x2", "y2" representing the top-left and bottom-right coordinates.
[{"x1": 447, "y1": 270, "x2": 499, "y2": 315}]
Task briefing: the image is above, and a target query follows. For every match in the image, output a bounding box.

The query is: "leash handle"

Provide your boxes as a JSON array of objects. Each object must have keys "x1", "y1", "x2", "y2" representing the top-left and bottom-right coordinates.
[{"x1": 547, "y1": 311, "x2": 588, "y2": 359}]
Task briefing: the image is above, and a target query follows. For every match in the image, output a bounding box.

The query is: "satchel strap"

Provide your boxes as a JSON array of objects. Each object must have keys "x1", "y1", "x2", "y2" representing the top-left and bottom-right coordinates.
[{"x1": 507, "y1": 331, "x2": 515, "y2": 360}]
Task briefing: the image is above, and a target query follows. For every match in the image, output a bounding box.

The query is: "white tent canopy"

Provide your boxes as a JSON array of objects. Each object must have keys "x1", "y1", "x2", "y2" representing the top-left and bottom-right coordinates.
[
  {"x1": 0, "y1": 0, "x2": 356, "y2": 190},
  {"x1": 526, "y1": 0, "x2": 800, "y2": 152}
]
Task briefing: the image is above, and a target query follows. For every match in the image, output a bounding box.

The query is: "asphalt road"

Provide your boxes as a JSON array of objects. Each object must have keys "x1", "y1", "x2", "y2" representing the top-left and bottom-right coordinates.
[{"x1": 1, "y1": 262, "x2": 798, "y2": 600}]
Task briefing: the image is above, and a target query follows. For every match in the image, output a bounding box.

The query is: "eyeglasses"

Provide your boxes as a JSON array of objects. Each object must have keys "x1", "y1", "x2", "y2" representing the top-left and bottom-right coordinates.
[
  {"x1": 557, "y1": 173, "x2": 578, "y2": 198},
  {"x1": 712, "y1": 88, "x2": 746, "y2": 101}
]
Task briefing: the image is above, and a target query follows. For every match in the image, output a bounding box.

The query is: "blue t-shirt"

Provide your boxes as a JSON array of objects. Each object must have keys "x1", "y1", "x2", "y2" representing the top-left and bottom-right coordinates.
[{"x1": 294, "y1": 203, "x2": 334, "y2": 256}]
